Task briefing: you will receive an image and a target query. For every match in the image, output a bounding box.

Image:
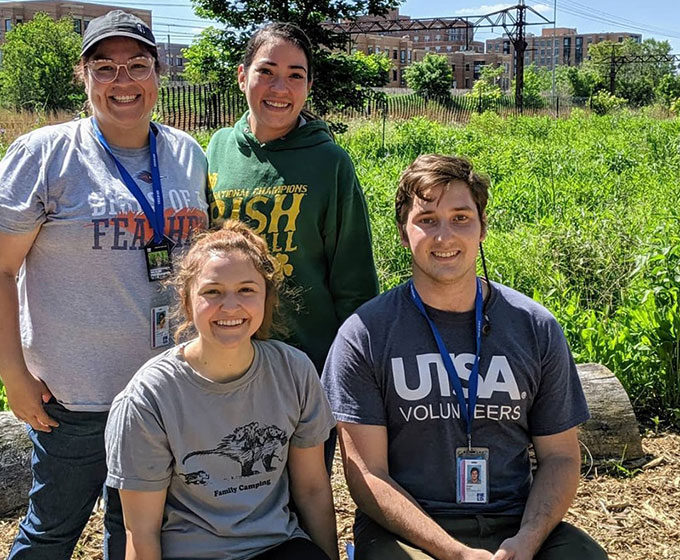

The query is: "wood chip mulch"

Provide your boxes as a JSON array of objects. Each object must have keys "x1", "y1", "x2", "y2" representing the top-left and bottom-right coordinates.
[{"x1": 1, "y1": 433, "x2": 678, "y2": 559}]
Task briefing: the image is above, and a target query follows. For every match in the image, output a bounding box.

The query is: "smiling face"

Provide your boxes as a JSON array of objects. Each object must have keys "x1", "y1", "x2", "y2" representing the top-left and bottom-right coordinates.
[
  {"x1": 188, "y1": 251, "x2": 266, "y2": 355},
  {"x1": 400, "y1": 180, "x2": 486, "y2": 306},
  {"x1": 238, "y1": 37, "x2": 312, "y2": 143},
  {"x1": 84, "y1": 36, "x2": 158, "y2": 148}
]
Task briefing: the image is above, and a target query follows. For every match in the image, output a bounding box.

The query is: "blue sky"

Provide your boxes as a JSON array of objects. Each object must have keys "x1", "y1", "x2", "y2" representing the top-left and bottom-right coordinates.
[{"x1": 60, "y1": 0, "x2": 680, "y2": 53}]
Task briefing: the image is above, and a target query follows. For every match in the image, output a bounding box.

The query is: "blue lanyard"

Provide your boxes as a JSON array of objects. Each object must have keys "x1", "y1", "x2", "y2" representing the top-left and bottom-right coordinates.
[
  {"x1": 409, "y1": 277, "x2": 484, "y2": 446},
  {"x1": 92, "y1": 119, "x2": 165, "y2": 244}
]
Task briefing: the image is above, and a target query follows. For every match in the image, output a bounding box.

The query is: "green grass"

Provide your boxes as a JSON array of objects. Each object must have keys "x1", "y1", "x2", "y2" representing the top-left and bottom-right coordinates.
[{"x1": 1, "y1": 110, "x2": 679, "y2": 427}]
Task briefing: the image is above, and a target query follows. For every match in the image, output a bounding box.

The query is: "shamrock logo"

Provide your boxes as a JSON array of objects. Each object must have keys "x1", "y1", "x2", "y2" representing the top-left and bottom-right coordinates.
[{"x1": 274, "y1": 253, "x2": 293, "y2": 277}]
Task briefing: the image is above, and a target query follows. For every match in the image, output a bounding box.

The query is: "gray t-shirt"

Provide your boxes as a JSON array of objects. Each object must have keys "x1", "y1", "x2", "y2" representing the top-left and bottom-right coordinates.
[
  {"x1": 322, "y1": 281, "x2": 589, "y2": 524},
  {"x1": 105, "y1": 339, "x2": 336, "y2": 560},
  {"x1": 0, "y1": 117, "x2": 208, "y2": 411}
]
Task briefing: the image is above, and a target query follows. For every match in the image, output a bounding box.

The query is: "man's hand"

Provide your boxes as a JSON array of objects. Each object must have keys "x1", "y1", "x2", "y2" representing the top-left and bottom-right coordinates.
[
  {"x1": 459, "y1": 546, "x2": 494, "y2": 560},
  {"x1": 491, "y1": 534, "x2": 536, "y2": 560},
  {"x1": 5, "y1": 371, "x2": 57, "y2": 432}
]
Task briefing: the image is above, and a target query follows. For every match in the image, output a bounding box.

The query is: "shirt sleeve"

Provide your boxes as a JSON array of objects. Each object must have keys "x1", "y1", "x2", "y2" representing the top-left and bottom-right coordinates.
[
  {"x1": 324, "y1": 147, "x2": 379, "y2": 323},
  {"x1": 290, "y1": 353, "x2": 336, "y2": 448},
  {"x1": 0, "y1": 137, "x2": 47, "y2": 233},
  {"x1": 528, "y1": 318, "x2": 590, "y2": 436},
  {"x1": 321, "y1": 313, "x2": 386, "y2": 426},
  {"x1": 105, "y1": 392, "x2": 174, "y2": 491}
]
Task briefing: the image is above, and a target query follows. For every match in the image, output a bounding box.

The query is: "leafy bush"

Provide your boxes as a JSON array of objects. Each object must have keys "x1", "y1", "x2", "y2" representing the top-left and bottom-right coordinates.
[
  {"x1": 404, "y1": 54, "x2": 452, "y2": 99},
  {"x1": 590, "y1": 91, "x2": 627, "y2": 115}
]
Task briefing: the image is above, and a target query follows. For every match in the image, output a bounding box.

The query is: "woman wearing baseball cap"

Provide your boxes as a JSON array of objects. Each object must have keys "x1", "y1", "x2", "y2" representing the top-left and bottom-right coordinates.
[{"x1": 0, "y1": 10, "x2": 208, "y2": 559}]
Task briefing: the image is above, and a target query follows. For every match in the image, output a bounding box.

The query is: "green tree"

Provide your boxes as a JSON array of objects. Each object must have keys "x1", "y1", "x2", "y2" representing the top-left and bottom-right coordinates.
[
  {"x1": 466, "y1": 64, "x2": 502, "y2": 111},
  {"x1": 182, "y1": 27, "x2": 234, "y2": 87},
  {"x1": 404, "y1": 54, "x2": 452, "y2": 99},
  {"x1": 586, "y1": 38, "x2": 675, "y2": 107},
  {"x1": 311, "y1": 51, "x2": 391, "y2": 117},
  {"x1": 656, "y1": 73, "x2": 680, "y2": 107},
  {"x1": 184, "y1": 0, "x2": 398, "y2": 126},
  {"x1": 0, "y1": 13, "x2": 84, "y2": 111},
  {"x1": 511, "y1": 63, "x2": 551, "y2": 108},
  {"x1": 555, "y1": 64, "x2": 605, "y2": 100}
]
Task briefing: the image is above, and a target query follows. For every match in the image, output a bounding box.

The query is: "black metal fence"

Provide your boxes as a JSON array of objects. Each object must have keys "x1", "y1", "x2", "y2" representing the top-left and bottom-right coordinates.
[
  {"x1": 157, "y1": 83, "x2": 248, "y2": 130},
  {"x1": 157, "y1": 83, "x2": 586, "y2": 132}
]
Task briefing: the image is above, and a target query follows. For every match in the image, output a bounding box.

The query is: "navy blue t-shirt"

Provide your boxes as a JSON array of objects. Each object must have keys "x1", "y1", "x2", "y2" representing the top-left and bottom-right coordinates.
[{"x1": 321, "y1": 281, "x2": 589, "y2": 521}]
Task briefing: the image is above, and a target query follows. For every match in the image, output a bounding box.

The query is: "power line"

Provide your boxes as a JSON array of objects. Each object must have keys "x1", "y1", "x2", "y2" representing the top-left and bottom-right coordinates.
[
  {"x1": 558, "y1": 0, "x2": 679, "y2": 37},
  {"x1": 153, "y1": 21, "x2": 213, "y2": 30},
  {"x1": 154, "y1": 15, "x2": 219, "y2": 25},
  {"x1": 527, "y1": 0, "x2": 680, "y2": 40}
]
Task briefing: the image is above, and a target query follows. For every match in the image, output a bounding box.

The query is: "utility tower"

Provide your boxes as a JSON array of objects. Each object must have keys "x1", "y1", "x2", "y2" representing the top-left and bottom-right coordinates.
[
  {"x1": 598, "y1": 44, "x2": 680, "y2": 94},
  {"x1": 508, "y1": 2, "x2": 527, "y2": 112},
  {"x1": 325, "y1": 3, "x2": 552, "y2": 113}
]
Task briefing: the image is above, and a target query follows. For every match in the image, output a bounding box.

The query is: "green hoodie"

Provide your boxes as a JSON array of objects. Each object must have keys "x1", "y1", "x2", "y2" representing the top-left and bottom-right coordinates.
[{"x1": 206, "y1": 112, "x2": 379, "y2": 372}]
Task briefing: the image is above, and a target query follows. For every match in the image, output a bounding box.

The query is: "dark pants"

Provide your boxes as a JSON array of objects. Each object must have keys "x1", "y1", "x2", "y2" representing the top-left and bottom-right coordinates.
[
  {"x1": 354, "y1": 515, "x2": 607, "y2": 560},
  {"x1": 252, "y1": 537, "x2": 331, "y2": 560},
  {"x1": 8, "y1": 400, "x2": 125, "y2": 560}
]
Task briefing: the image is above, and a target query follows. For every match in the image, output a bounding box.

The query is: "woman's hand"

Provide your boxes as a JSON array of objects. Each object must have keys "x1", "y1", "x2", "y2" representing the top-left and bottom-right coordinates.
[{"x1": 5, "y1": 371, "x2": 57, "y2": 432}]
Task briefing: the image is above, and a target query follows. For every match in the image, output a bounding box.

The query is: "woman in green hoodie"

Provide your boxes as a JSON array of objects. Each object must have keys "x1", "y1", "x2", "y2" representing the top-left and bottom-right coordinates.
[{"x1": 206, "y1": 23, "x2": 379, "y2": 376}]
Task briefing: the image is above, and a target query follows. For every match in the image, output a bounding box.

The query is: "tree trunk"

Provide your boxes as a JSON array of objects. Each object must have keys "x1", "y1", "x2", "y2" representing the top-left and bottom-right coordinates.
[
  {"x1": 577, "y1": 363, "x2": 644, "y2": 463},
  {"x1": 0, "y1": 412, "x2": 32, "y2": 517}
]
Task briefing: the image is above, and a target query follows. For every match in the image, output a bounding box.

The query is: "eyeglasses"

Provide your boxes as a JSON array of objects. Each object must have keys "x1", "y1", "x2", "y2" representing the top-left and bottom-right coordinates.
[{"x1": 87, "y1": 56, "x2": 155, "y2": 83}]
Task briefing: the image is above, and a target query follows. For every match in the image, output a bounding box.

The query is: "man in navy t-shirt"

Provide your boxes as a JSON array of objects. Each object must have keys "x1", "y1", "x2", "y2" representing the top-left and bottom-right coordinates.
[{"x1": 322, "y1": 154, "x2": 607, "y2": 560}]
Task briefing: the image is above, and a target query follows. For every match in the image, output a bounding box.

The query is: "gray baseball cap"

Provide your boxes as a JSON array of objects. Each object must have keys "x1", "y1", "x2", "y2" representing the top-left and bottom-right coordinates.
[{"x1": 81, "y1": 10, "x2": 156, "y2": 56}]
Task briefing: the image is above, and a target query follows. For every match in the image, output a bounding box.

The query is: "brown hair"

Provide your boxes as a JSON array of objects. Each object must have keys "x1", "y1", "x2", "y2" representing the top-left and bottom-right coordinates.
[
  {"x1": 168, "y1": 220, "x2": 284, "y2": 342},
  {"x1": 395, "y1": 154, "x2": 490, "y2": 230},
  {"x1": 242, "y1": 22, "x2": 314, "y2": 81}
]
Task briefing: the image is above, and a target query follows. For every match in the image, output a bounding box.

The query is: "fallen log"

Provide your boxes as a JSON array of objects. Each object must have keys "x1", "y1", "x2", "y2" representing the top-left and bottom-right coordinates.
[
  {"x1": 577, "y1": 363, "x2": 644, "y2": 463},
  {"x1": 0, "y1": 411, "x2": 32, "y2": 517}
]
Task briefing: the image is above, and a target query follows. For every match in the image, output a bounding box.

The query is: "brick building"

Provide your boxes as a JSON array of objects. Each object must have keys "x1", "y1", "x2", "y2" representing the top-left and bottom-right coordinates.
[
  {"x1": 352, "y1": 32, "x2": 511, "y2": 89},
  {"x1": 347, "y1": 8, "x2": 511, "y2": 89},
  {"x1": 157, "y1": 42, "x2": 189, "y2": 81},
  {"x1": 0, "y1": 0, "x2": 151, "y2": 46},
  {"x1": 486, "y1": 27, "x2": 642, "y2": 69}
]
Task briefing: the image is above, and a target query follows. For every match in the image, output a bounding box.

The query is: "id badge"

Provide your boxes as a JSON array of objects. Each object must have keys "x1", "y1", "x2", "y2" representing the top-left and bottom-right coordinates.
[
  {"x1": 144, "y1": 236, "x2": 175, "y2": 282},
  {"x1": 456, "y1": 447, "x2": 489, "y2": 504},
  {"x1": 151, "y1": 305, "x2": 170, "y2": 349}
]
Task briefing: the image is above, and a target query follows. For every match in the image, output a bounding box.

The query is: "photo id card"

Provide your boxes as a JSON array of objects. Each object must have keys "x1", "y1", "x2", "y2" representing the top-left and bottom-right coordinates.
[
  {"x1": 151, "y1": 305, "x2": 170, "y2": 349},
  {"x1": 456, "y1": 447, "x2": 489, "y2": 504},
  {"x1": 144, "y1": 237, "x2": 175, "y2": 282}
]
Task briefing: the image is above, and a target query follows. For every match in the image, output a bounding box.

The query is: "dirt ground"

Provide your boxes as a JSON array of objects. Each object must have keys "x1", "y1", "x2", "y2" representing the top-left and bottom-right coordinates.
[{"x1": 1, "y1": 433, "x2": 678, "y2": 559}]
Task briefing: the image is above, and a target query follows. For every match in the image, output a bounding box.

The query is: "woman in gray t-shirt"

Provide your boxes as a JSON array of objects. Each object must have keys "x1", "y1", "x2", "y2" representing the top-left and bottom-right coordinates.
[
  {"x1": 105, "y1": 220, "x2": 339, "y2": 560},
  {"x1": 0, "y1": 10, "x2": 208, "y2": 559}
]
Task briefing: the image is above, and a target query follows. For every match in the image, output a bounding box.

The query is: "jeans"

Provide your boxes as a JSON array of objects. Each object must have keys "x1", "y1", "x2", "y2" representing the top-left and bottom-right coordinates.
[{"x1": 8, "y1": 400, "x2": 125, "y2": 560}]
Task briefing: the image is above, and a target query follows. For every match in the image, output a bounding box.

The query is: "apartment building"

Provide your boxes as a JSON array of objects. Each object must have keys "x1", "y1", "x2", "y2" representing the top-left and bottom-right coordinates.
[
  {"x1": 486, "y1": 27, "x2": 642, "y2": 69},
  {"x1": 157, "y1": 42, "x2": 189, "y2": 81},
  {"x1": 0, "y1": 0, "x2": 151, "y2": 45},
  {"x1": 352, "y1": 32, "x2": 511, "y2": 89},
  {"x1": 348, "y1": 8, "x2": 509, "y2": 89},
  {"x1": 355, "y1": 9, "x2": 484, "y2": 54}
]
